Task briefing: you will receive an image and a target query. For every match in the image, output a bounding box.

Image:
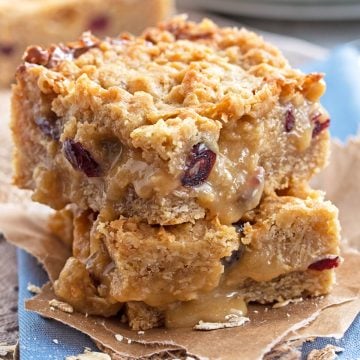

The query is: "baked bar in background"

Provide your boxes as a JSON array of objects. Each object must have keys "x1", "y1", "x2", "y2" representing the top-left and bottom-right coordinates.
[{"x1": 0, "y1": 0, "x2": 173, "y2": 87}]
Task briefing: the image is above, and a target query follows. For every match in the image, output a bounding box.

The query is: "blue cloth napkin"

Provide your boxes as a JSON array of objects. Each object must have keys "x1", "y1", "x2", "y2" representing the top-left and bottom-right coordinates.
[{"x1": 18, "y1": 43, "x2": 360, "y2": 359}]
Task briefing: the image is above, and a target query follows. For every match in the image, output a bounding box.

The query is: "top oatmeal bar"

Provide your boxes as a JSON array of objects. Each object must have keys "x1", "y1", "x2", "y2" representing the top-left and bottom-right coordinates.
[{"x1": 12, "y1": 16, "x2": 330, "y2": 225}]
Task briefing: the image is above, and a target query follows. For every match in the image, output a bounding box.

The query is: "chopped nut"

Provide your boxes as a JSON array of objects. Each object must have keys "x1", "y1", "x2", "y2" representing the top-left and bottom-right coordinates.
[
  {"x1": 194, "y1": 315, "x2": 249, "y2": 331},
  {"x1": 27, "y1": 283, "x2": 41, "y2": 294},
  {"x1": 49, "y1": 299, "x2": 74, "y2": 313},
  {"x1": 23, "y1": 46, "x2": 49, "y2": 65}
]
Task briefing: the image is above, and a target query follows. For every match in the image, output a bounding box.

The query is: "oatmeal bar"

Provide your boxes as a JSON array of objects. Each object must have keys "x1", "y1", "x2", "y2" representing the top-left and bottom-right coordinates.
[
  {"x1": 12, "y1": 16, "x2": 330, "y2": 226},
  {"x1": 0, "y1": 0, "x2": 173, "y2": 87},
  {"x1": 53, "y1": 189, "x2": 340, "y2": 329}
]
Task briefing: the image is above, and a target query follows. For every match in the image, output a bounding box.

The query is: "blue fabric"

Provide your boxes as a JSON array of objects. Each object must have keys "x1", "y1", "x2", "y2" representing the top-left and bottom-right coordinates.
[
  {"x1": 301, "y1": 41, "x2": 360, "y2": 142},
  {"x1": 17, "y1": 250, "x2": 96, "y2": 359},
  {"x1": 17, "y1": 43, "x2": 360, "y2": 359}
]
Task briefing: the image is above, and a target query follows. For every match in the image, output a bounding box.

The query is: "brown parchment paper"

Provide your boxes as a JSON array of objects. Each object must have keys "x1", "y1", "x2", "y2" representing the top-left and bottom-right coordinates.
[{"x1": 0, "y1": 89, "x2": 359, "y2": 360}]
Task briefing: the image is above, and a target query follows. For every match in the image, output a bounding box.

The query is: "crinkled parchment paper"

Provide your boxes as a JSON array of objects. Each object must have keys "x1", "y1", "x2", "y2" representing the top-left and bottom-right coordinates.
[{"x1": 0, "y1": 90, "x2": 359, "y2": 359}]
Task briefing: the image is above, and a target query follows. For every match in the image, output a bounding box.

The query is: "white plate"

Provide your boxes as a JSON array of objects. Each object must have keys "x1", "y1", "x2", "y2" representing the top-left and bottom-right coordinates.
[
  {"x1": 180, "y1": 0, "x2": 360, "y2": 20},
  {"x1": 181, "y1": 10, "x2": 329, "y2": 67}
]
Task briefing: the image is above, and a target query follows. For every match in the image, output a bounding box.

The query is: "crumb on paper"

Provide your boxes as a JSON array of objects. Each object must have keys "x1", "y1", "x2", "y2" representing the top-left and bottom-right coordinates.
[
  {"x1": 27, "y1": 283, "x2": 41, "y2": 294},
  {"x1": 65, "y1": 349, "x2": 111, "y2": 360},
  {"x1": 137, "y1": 330, "x2": 145, "y2": 335},
  {"x1": 194, "y1": 314, "x2": 250, "y2": 331},
  {"x1": 0, "y1": 344, "x2": 16, "y2": 357},
  {"x1": 114, "y1": 334, "x2": 123, "y2": 342},
  {"x1": 307, "y1": 345, "x2": 344, "y2": 360},
  {"x1": 52, "y1": 339, "x2": 59, "y2": 344},
  {"x1": 272, "y1": 297, "x2": 303, "y2": 309},
  {"x1": 265, "y1": 341, "x2": 302, "y2": 360},
  {"x1": 49, "y1": 299, "x2": 74, "y2": 313}
]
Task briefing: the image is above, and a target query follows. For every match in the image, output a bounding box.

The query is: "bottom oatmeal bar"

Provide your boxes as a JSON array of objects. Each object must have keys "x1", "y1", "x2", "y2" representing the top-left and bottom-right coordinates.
[{"x1": 52, "y1": 188, "x2": 340, "y2": 329}]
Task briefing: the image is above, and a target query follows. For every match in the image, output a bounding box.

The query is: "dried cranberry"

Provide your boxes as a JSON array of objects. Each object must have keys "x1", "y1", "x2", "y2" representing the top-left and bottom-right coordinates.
[
  {"x1": 63, "y1": 139, "x2": 101, "y2": 177},
  {"x1": 181, "y1": 143, "x2": 216, "y2": 187},
  {"x1": 0, "y1": 43, "x2": 15, "y2": 56},
  {"x1": 34, "y1": 116, "x2": 60, "y2": 141},
  {"x1": 308, "y1": 256, "x2": 340, "y2": 271},
  {"x1": 233, "y1": 220, "x2": 246, "y2": 235},
  {"x1": 312, "y1": 118, "x2": 330, "y2": 138},
  {"x1": 89, "y1": 15, "x2": 109, "y2": 32},
  {"x1": 23, "y1": 46, "x2": 49, "y2": 65},
  {"x1": 221, "y1": 245, "x2": 245, "y2": 268},
  {"x1": 285, "y1": 107, "x2": 295, "y2": 132}
]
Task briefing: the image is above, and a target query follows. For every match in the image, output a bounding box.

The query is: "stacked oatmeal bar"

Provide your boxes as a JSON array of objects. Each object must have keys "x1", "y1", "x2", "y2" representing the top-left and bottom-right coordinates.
[{"x1": 12, "y1": 16, "x2": 340, "y2": 330}]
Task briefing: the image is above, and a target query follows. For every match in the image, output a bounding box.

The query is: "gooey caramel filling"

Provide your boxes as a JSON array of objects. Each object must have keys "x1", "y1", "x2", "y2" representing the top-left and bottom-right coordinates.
[{"x1": 165, "y1": 287, "x2": 247, "y2": 328}]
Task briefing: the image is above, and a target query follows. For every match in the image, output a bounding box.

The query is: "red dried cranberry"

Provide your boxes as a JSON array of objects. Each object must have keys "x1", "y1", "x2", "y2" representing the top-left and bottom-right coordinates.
[
  {"x1": 34, "y1": 115, "x2": 60, "y2": 141},
  {"x1": 0, "y1": 43, "x2": 15, "y2": 56},
  {"x1": 285, "y1": 107, "x2": 295, "y2": 132},
  {"x1": 308, "y1": 256, "x2": 340, "y2": 271},
  {"x1": 23, "y1": 46, "x2": 49, "y2": 65},
  {"x1": 221, "y1": 245, "x2": 245, "y2": 268},
  {"x1": 89, "y1": 15, "x2": 109, "y2": 32},
  {"x1": 181, "y1": 143, "x2": 216, "y2": 187},
  {"x1": 63, "y1": 139, "x2": 101, "y2": 177},
  {"x1": 233, "y1": 220, "x2": 246, "y2": 235},
  {"x1": 312, "y1": 118, "x2": 330, "y2": 138}
]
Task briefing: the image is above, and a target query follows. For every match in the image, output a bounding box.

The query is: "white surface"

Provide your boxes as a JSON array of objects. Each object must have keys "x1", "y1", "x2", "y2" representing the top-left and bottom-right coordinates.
[{"x1": 180, "y1": 0, "x2": 360, "y2": 20}]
